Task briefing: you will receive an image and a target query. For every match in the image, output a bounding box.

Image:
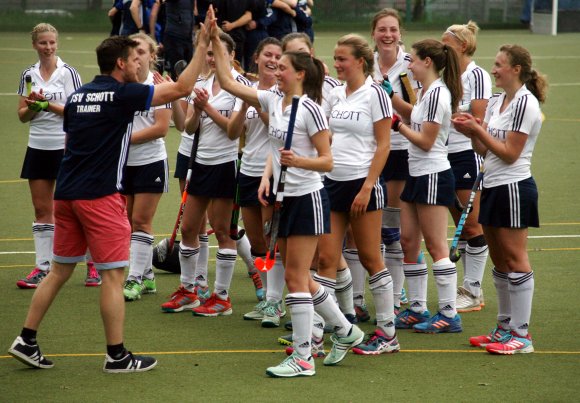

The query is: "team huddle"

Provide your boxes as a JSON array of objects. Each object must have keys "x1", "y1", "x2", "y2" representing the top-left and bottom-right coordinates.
[{"x1": 8, "y1": 5, "x2": 547, "y2": 378}]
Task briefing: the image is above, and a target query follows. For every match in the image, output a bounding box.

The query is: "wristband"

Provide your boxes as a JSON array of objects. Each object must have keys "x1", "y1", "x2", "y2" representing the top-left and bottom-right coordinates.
[{"x1": 28, "y1": 100, "x2": 49, "y2": 112}]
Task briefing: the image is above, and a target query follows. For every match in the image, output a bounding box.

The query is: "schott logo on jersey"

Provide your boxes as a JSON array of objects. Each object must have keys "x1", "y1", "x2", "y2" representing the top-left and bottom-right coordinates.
[
  {"x1": 488, "y1": 127, "x2": 507, "y2": 140},
  {"x1": 269, "y1": 125, "x2": 287, "y2": 140},
  {"x1": 330, "y1": 110, "x2": 361, "y2": 121},
  {"x1": 200, "y1": 109, "x2": 231, "y2": 119},
  {"x1": 246, "y1": 109, "x2": 259, "y2": 119},
  {"x1": 135, "y1": 110, "x2": 153, "y2": 117}
]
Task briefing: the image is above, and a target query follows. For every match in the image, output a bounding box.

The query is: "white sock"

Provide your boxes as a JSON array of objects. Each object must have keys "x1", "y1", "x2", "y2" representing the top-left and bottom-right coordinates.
[
  {"x1": 433, "y1": 258, "x2": 458, "y2": 318},
  {"x1": 464, "y1": 237, "x2": 489, "y2": 298},
  {"x1": 313, "y1": 273, "x2": 337, "y2": 302},
  {"x1": 214, "y1": 248, "x2": 237, "y2": 300},
  {"x1": 266, "y1": 253, "x2": 285, "y2": 303},
  {"x1": 179, "y1": 243, "x2": 199, "y2": 290},
  {"x1": 369, "y1": 269, "x2": 395, "y2": 337},
  {"x1": 195, "y1": 234, "x2": 209, "y2": 287},
  {"x1": 335, "y1": 268, "x2": 355, "y2": 316},
  {"x1": 286, "y1": 292, "x2": 313, "y2": 359},
  {"x1": 312, "y1": 286, "x2": 352, "y2": 337},
  {"x1": 458, "y1": 238, "x2": 467, "y2": 272},
  {"x1": 492, "y1": 268, "x2": 511, "y2": 329},
  {"x1": 384, "y1": 240, "x2": 404, "y2": 306},
  {"x1": 236, "y1": 232, "x2": 254, "y2": 273},
  {"x1": 128, "y1": 231, "x2": 154, "y2": 282},
  {"x1": 508, "y1": 271, "x2": 534, "y2": 337},
  {"x1": 344, "y1": 248, "x2": 366, "y2": 306},
  {"x1": 403, "y1": 261, "x2": 428, "y2": 313},
  {"x1": 32, "y1": 222, "x2": 54, "y2": 271},
  {"x1": 312, "y1": 311, "x2": 325, "y2": 340}
]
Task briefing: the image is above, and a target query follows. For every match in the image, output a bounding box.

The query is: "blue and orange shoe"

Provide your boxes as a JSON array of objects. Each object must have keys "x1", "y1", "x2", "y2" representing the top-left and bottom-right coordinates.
[
  {"x1": 469, "y1": 326, "x2": 511, "y2": 348},
  {"x1": 485, "y1": 331, "x2": 534, "y2": 355},
  {"x1": 395, "y1": 308, "x2": 430, "y2": 329},
  {"x1": 413, "y1": 311, "x2": 463, "y2": 333}
]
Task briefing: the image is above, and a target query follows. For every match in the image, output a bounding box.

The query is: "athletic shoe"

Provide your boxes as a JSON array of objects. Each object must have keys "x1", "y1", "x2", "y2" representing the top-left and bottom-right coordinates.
[
  {"x1": 400, "y1": 287, "x2": 409, "y2": 305},
  {"x1": 394, "y1": 306, "x2": 401, "y2": 317},
  {"x1": 142, "y1": 277, "x2": 157, "y2": 294},
  {"x1": 413, "y1": 312, "x2": 463, "y2": 334},
  {"x1": 192, "y1": 293, "x2": 233, "y2": 317},
  {"x1": 248, "y1": 271, "x2": 264, "y2": 301},
  {"x1": 285, "y1": 337, "x2": 326, "y2": 358},
  {"x1": 479, "y1": 288, "x2": 485, "y2": 307},
  {"x1": 243, "y1": 300, "x2": 268, "y2": 321},
  {"x1": 395, "y1": 308, "x2": 431, "y2": 329},
  {"x1": 352, "y1": 329, "x2": 400, "y2": 355},
  {"x1": 261, "y1": 301, "x2": 286, "y2": 328},
  {"x1": 469, "y1": 326, "x2": 511, "y2": 348},
  {"x1": 103, "y1": 351, "x2": 157, "y2": 373},
  {"x1": 85, "y1": 263, "x2": 102, "y2": 287},
  {"x1": 278, "y1": 333, "x2": 293, "y2": 346},
  {"x1": 456, "y1": 286, "x2": 483, "y2": 312},
  {"x1": 123, "y1": 279, "x2": 144, "y2": 301},
  {"x1": 8, "y1": 336, "x2": 54, "y2": 369},
  {"x1": 344, "y1": 313, "x2": 358, "y2": 324},
  {"x1": 354, "y1": 304, "x2": 371, "y2": 323},
  {"x1": 485, "y1": 331, "x2": 534, "y2": 355},
  {"x1": 266, "y1": 352, "x2": 315, "y2": 378},
  {"x1": 323, "y1": 325, "x2": 365, "y2": 366},
  {"x1": 195, "y1": 284, "x2": 211, "y2": 303},
  {"x1": 161, "y1": 285, "x2": 201, "y2": 312},
  {"x1": 16, "y1": 268, "x2": 48, "y2": 289}
]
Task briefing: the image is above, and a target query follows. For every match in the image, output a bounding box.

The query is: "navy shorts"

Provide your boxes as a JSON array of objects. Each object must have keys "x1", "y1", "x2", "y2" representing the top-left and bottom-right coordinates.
[
  {"x1": 21, "y1": 147, "x2": 63, "y2": 180},
  {"x1": 400, "y1": 169, "x2": 455, "y2": 206},
  {"x1": 121, "y1": 159, "x2": 169, "y2": 195},
  {"x1": 238, "y1": 173, "x2": 275, "y2": 207},
  {"x1": 479, "y1": 177, "x2": 539, "y2": 228},
  {"x1": 278, "y1": 188, "x2": 331, "y2": 237},
  {"x1": 324, "y1": 177, "x2": 385, "y2": 212},
  {"x1": 174, "y1": 152, "x2": 189, "y2": 179},
  {"x1": 449, "y1": 150, "x2": 483, "y2": 190},
  {"x1": 381, "y1": 149, "x2": 409, "y2": 182},
  {"x1": 187, "y1": 160, "x2": 237, "y2": 199}
]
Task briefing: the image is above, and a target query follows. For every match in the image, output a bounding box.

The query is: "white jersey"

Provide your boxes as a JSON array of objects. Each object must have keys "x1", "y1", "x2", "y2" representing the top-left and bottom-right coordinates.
[
  {"x1": 408, "y1": 78, "x2": 452, "y2": 177},
  {"x1": 448, "y1": 61, "x2": 492, "y2": 153},
  {"x1": 322, "y1": 75, "x2": 342, "y2": 114},
  {"x1": 373, "y1": 48, "x2": 420, "y2": 150},
  {"x1": 177, "y1": 78, "x2": 205, "y2": 158},
  {"x1": 186, "y1": 69, "x2": 251, "y2": 165},
  {"x1": 257, "y1": 91, "x2": 329, "y2": 197},
  {"x1": 324, "y1": 76, "x2": 392, "y2": 181},
  {"x1": 482, "y1": 85, "x2": 542, "y2": 188},
  {"x1": 127, "y1": 72, "x2": 169, "y2": 166},
  {"x1": 235, "y1": 82, "x2": 272, "y2": 177},
  {"x1": 17, "y1": 57, "x2": 82, "y2": 150}
]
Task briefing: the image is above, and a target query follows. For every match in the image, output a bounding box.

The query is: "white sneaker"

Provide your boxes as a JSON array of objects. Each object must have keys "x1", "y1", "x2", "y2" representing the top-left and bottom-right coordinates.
[
  {"x1": 243, "y1": 300, "x2": 267, "y2": 321},
  {"x1": 456, "y1": 286, "x2": 483, "y2": 312},
  {"x1": 261, "y1": 301, "x2": 286, "y2": 328},
  {"x1": 266, "y1": 352, "x2": 315, "y2": 378},
  {"x1": 323, "y1": 324, "x2": 364, "y2": 366}
]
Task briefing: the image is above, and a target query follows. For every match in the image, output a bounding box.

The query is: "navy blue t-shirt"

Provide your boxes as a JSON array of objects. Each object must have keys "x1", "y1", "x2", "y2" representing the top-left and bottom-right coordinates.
[{"x1": 55, "y1": 75, "x2": 153, "y2": 200}]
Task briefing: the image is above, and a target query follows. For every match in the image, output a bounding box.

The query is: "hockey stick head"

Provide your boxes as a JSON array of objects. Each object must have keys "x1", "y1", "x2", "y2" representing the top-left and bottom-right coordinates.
[
  {"x1": 155, "y1": 237, "x2": 169, "y2": 262},
  {"x1": 174, "y1": 59, "x2": 188, "y2": 78},
  {"x1": 449, "y1": 247, "x2": 461, "y2": 262}
]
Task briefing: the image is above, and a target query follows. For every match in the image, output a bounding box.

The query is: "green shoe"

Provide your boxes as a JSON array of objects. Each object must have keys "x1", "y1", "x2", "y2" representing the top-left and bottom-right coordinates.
[
  {"x1": 266, "y1": 352, "x2": 315, "y2": 378},
  {"x1": 142, "y1": 277, "x2": 157, "y2": 294},
  {"x1": 261, "y1": 301, "x2": 286, "y2": 328},
  {"x1": 123, "y1": 279, "x2": 144, "y2": 301},
  {"x1": 323, "y1": 324, "x2": 364, "y2": 366},
  {"x1": 243, "y1": 300, "x2": 267, "y2": 320}
]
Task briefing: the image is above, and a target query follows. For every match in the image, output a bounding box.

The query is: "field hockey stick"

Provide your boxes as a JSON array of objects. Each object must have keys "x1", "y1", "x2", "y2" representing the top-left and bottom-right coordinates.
[
  {"x1": 254, "y1": 95, "x2": 300, "y2": 272},
  {"x1": 173, "y1": 60, "x2": 187, "y2": 78},
  {"x1": 449, "y1": 166, "x2": 484, "y2": 262},
  {"x1": 399, "y1": 72, "x2": 417, "y2": 105},
  {"x1": 229, "y1": 151, "x2": 246, "y2": 241},
  {"x1": 158, "y1": 128, "x2": 201, "y2": 262}
]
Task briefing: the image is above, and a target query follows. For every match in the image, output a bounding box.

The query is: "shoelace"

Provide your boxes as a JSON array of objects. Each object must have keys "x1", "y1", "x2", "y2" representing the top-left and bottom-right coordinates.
[{"x1": 26, "y1": 268, "x2": 44, "y2": 279}]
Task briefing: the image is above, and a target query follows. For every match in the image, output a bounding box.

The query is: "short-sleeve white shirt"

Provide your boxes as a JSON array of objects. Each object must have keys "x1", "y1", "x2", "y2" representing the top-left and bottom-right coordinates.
[
  {"x1": 482, "y1": 85, "x2": 542, "y2": 188},
  {"x1": 257, "y1": 91, "x2": 329, "y2": 197},
  {"x1": 448, "y1": 61, "x2": 492, "y2": 153},
  {"x1": 325, "y1": 76, "x2": 392, "y2": 181},
  {"x1": 18, "y1": 57, "x2": 82, "y2": 150},
  {"x1": 408, "y1": 78, "x2": 452, "y2": 177}
]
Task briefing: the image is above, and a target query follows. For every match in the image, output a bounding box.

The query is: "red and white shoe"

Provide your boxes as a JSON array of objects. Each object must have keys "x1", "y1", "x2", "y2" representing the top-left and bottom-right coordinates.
[
  {"x1": 16, "y1": 268, "x2": 48, "y2": 289},
  {"x1": 161, "y1": 285, "x2": 201, "y2": 312},
  {"x1": 485, "y1": 331, "x2": 534, "y2": 355},
  {"x1": 192, "y1": 293, "x2": 232, "y2": 317}
]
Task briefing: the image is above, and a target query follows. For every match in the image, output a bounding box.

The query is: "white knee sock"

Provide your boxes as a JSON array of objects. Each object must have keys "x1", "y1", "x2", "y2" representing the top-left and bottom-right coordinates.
[
  {"x1": 128, "y1": 231, "x2": 154, "y2": 281},
  {"x1": 432, "y1": 258, "x2": 458, "y2": 318},
  {"x1": 214, "y1": 248, "x2": 237, "y2": 300},
  {"x1": 403, "y1": 261, "x2": 428, "y2": 313},
  {"x1": 236, "y1": 232, "x2": 254, "y2": 273},
  {"x1": 344, "y1": 248, "x2": 366, "y2": 307},
  {"x1": 464, "y1": 236, "x2": 489, "y2": 298},
  {"x1": 312, "y1": 286, "x2": 352, "y2": 337},
  {"x1": 195, "y1": 234, "x2": 209, "y2": 287},
  {"x1": 369, "y1": 269, "x2": 395, "y2": 337},
  {"x1": 492, "y1": 268, "x2": 511, "y2": 329},
  {"x1": 335, "y1": 268, "x2": 355, "y2": 316},
  {"x1": 286, "y1": 293, "x2": 313, "y2": 359},
  {"x1": 266, "y1": 253, "x2": 285, "y2": 303},
  {"x1": 179, "y1": 243, "x2": 199, "y2": 290},
  {"x1": 384, "y1": 240, "x2": 404, "y2": 307},
  {"x1": 33, "y1": 222, "x2": 54, "y2": 271},
  {"x1": 508, "y1": 271, "x2": 534, "y2": 337}
]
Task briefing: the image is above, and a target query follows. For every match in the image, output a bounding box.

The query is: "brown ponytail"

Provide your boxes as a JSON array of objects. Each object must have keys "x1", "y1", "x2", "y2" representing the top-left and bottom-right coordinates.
[
  {"x1": 283, "y1": 51, "x2": 324, "y2": 104},
  {"x1": 499, "y1": 44, "x2": 547, "y2": 103}
]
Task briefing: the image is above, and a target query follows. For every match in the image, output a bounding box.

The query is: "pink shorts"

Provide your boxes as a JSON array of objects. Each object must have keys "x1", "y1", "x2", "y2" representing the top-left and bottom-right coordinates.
[{"x1": 53, "y1": 193, "x2": 130, "y2": 270}]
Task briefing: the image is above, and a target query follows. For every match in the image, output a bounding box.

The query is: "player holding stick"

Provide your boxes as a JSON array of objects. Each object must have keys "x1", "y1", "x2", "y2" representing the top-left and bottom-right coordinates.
[
  {"x1": 207, "y1": 5, "x2": 363, "y2": 377},
  {"x1": 452, "y1": 44, "x2": 546, "y2": 354},
  {"x1": 442, "y1": 21, "x2": 492, "y2": 312}
]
